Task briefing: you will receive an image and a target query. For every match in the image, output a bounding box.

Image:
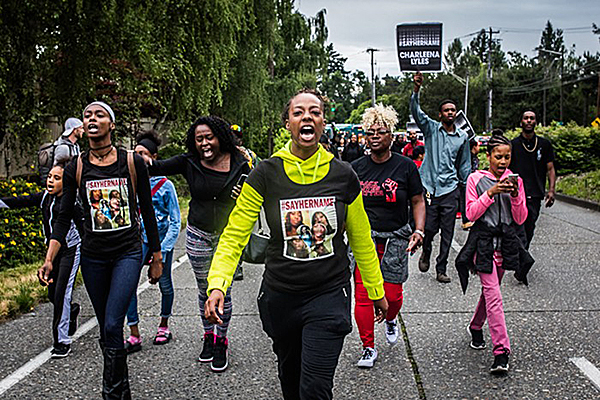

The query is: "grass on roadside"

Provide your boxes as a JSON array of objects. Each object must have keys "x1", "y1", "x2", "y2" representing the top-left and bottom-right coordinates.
[
  {"x1": 556, "y1": 170, "x2": 600, "y2": 203},
  {"x1": 0, "y1": 262, "x2": 47, "y2": 320}
]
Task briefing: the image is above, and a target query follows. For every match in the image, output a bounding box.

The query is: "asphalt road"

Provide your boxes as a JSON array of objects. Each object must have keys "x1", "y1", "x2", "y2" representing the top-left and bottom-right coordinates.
[{"x1": 0, "y1": 199, "x2": 599, "y2": 399}]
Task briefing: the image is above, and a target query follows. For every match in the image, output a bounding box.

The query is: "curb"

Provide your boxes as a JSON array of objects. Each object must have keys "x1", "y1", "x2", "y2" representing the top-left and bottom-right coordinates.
[{"x1": 555, "y1": 193, "x2": 600, "y2": 212}]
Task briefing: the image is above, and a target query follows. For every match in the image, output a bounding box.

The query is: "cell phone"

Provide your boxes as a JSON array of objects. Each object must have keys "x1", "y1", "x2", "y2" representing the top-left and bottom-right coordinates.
[
  {"x1": 236, "y1": 174, "x2": 248, "y2": 187},
  {"x1": 507, "y1": 173, "x2": 519, "y2": 185}
]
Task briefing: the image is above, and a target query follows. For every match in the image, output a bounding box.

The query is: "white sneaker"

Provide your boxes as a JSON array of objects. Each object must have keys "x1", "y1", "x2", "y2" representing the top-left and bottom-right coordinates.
[
  {"x1": 385, "y1": 320, "x2": 399, "y2": 345},
  {"x1": 357, "y1": 347, "x2": 378, "y2": 368}
]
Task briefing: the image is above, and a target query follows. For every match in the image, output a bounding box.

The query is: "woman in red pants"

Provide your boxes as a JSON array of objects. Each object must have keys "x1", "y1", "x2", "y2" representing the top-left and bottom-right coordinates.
[{"x1": 350, "y1": 103, "x2": 426, "y2": 368}]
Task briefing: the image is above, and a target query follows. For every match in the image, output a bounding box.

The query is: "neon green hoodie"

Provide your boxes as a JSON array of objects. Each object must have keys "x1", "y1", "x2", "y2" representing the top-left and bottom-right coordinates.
[{"x1": 207, "y1": 141, "x2": 384, "y2": 300}]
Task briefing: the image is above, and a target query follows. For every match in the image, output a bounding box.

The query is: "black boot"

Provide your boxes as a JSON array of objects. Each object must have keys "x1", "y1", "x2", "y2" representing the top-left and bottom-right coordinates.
[{"x1": 102, "y1": 348, "x2": 132, "y2": 400}]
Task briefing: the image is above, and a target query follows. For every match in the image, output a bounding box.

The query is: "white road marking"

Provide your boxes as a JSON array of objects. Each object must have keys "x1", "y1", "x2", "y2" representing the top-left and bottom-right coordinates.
[
  {"x1": 570, "y1": 357, "x2": 600, "y2": 391},
  {"x1": 0, "y1": 254, "x2": 188, "y2": 396}
]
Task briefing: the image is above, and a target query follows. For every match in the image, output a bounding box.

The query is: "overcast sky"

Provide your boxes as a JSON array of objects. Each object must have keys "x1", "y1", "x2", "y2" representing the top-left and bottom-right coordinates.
[{"x1": 296, "y1": 0, "x2": 600, "y2": 77}]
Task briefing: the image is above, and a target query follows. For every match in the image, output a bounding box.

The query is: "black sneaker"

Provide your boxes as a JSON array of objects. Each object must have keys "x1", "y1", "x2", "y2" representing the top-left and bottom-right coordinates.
[
  {"x1": 418, "y1": 254, "x2": 430, "y2": 272},
  {"x1": 69, "y1": 303, "x2": 80, "y2": 336},
  {"x1": 490, "y1": 352, "x2": 509, "y2": 375},
  {"x1": 211, "y1": 336, "x2": 228, "y2": 372},
  {"x1": 467, "y1": 325, "x2": 486, "y2": 350},
  {"x1": 436, "y1": 273, "x2": 451, "y2": 283},
  {"x1": 233, "y1": 265, "x2": 244, "y2": 281},
  {"x1": 51, "y1": 343, "x2": 71, "y2": 359},
  {"x1": 198, "y1": 332, "x2": 215, "y2": 363}
]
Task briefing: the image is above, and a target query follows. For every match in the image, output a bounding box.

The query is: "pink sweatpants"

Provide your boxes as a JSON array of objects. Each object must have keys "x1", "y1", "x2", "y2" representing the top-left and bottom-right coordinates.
[{"x1": 470, "y1": 251, "x2": 510, "y2": 355}]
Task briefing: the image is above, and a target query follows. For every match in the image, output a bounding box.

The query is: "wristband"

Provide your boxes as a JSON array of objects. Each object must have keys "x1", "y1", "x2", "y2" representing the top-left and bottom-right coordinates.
[{"x1": 414, "y1": 230, "x2": 425, "y2": 238}]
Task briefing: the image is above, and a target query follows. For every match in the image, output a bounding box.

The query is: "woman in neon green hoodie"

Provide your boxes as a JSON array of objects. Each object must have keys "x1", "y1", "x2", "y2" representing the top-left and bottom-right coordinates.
[{"x1": 205, "y1": 89, "x2": 388, "y2": 400}]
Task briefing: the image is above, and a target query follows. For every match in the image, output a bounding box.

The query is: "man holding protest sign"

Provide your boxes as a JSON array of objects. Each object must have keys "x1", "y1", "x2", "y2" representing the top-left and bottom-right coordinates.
[{"x1": 410, "y1": 72, "x2": 471, "y2": 283}]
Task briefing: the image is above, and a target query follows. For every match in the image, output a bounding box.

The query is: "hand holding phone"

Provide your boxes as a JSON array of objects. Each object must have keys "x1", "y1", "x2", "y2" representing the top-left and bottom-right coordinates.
[
  {"x1": 231, "y1": 174, "x2": 248, "y2": 200},
  {"x1": 507, "y1": 173, "x2": 519, "y2": 197}
]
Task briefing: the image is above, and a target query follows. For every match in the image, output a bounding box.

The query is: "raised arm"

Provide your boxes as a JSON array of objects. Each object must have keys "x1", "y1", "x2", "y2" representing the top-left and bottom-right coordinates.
[
  {"x1": 0, "y1": 191, "x2": 44, "y2": 209},
  {"x1": 148, "y1": 154, "x2": 187, "y2": 177},
  {"x1": 410, "y1": 72, "x2": 434, "y2": 136}
]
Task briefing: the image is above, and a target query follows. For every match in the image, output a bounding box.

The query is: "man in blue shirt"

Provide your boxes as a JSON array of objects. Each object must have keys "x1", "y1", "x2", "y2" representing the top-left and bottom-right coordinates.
[{"x1": 410, "y1": 72, "x2": 471, "y2": 283}]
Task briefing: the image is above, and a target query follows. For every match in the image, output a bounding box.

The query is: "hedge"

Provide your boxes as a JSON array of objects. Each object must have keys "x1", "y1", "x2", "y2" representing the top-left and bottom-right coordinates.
[{"x1": 0, "y1": 179, "x2": 46, "y2": 270}]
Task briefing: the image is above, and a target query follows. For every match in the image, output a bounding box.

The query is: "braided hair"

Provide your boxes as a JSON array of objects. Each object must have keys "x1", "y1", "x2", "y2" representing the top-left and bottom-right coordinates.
[
  {"x1": 486, "y1": 128, "x2": 511, "y2": 154},
  {"x1": 185, "y1": 116, "x2": 238, "y2": 157}
]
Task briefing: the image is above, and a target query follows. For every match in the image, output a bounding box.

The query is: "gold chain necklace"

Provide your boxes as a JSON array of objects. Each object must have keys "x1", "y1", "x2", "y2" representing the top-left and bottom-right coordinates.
[
  {"x1": 90, "y1": 146, "x2": 114, "y2": 162},
  {"x1": 522, "y1": 136, "x2": 538, "y2": 153}
]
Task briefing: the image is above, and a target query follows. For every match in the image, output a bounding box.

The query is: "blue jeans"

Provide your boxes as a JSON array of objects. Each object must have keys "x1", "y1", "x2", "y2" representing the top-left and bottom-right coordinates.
[
  {"x1": 126, "y1": 243, "x2": 175, "y2": 326},
  {"x1": 80, "y1": 250, "x2": 143, "y2": 349}
]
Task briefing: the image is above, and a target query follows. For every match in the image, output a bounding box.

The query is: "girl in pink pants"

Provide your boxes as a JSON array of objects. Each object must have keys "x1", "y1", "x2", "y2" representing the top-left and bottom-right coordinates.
[{"x1": 461, "y1": 130, "x2": 529, "y2": 374}]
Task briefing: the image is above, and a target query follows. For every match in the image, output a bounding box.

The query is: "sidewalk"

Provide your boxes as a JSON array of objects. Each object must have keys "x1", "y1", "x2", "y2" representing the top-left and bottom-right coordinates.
[{"x1": 1, "y1": 199, "x2": 600, "y2": 399}]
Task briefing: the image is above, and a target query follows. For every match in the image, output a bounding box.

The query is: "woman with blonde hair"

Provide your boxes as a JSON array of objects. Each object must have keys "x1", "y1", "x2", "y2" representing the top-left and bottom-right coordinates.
[{"x1": 350, "y1": 103, "x2": 426, "y2": 368}]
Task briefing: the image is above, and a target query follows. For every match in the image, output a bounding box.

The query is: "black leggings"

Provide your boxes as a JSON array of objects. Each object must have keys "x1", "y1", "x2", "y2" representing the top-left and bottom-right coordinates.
[{"x1": 48, "y1": 244, "x2": 80, "y2": 346}]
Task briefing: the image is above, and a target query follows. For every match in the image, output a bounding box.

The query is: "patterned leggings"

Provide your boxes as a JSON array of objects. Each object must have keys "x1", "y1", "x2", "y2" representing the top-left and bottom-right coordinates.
[{"x1": 186, "y1": 225, "x2": 232, "y2": 338}]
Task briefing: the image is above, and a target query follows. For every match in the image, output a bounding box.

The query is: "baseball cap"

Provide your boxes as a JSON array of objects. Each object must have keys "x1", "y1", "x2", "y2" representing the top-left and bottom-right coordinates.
[{"x1": 62, "y1": 118, "x2": 83, "y2": 137}]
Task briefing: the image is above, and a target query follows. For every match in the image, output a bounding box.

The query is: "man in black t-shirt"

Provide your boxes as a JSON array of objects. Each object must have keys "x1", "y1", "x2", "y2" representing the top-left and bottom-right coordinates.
[{"x1": 509, "y1": 111, "x2": 556, "y2": 249}]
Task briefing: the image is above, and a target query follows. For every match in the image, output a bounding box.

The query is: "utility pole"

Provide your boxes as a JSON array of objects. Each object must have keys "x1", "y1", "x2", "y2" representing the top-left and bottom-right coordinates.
[
  {"x1": 539, "y1": 48, "x2": 564, "y2": 124},
  {"x1": 367, "y1": 48, "x2": 379, "y2": 106},
  {"x1": 464, "y1": 74, "x2": 469, "y2": 118},
  {"x1": 486, "y1": 27, "x2": 499, "y2": 132}
]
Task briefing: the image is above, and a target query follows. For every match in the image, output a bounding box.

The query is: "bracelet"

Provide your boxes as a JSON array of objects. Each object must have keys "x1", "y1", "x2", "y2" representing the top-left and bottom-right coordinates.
[{"x1": 414, "y1": 229, "x2": 425, "y2": 238}]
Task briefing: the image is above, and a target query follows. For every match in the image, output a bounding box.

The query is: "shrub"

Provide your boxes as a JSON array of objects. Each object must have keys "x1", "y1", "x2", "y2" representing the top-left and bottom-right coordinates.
[
  {"x1": 0, "y1": 179, "x2": 46, "y2": 270},
  {"x1": 556, "y1": 170, "x2": 600, "y2": 203}
]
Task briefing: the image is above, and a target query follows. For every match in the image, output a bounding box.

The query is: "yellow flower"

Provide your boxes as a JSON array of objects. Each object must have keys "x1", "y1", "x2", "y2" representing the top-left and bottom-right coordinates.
[
  {"x1": 30, "y1": 232, "x2": 36, "y2": 237},
  {"x1": 4, "y1": 232, "x2": 9, "y2": 237},
  {"x1": 31, "y1": 241, "x2": 36, "y2": 246},
  {"x1": 23, "y1": 192, "x2": 29, "y2": 196},
  {"x1": 10, "y1": 179, "x2": 15, "y2": 184},
  {"x1": 11, "y1": 187, "x2": 15, "y2": 191},
  {"x1": 10, "y1": 240, "x2": 16, "y2": 246},
  {"x1": 12, "y1": 193, "x2": 16, "y2": 197},
  {"x1": 3, "y1": 219, "x2": 7, "y2": 223},
  {"x1": 0, "y1": 243, "x2": 4, "y2": 249},
  {"x1": 19, "y1": 218, "x2": 24, "y2": 223},
  {"x1": 21, "y1": 232, "x2": 27, "y2": 236}
]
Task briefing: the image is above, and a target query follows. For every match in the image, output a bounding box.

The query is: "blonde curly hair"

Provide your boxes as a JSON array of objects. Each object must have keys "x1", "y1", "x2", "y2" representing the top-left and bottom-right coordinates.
[{"x1": 361, "y1": 103, "x2": 398, "y2": 132}]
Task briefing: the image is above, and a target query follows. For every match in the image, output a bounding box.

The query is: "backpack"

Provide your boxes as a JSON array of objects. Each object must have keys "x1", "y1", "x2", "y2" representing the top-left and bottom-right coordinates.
[{"x1": 38, "y1": 142, "x2": 56, "y2": 185}]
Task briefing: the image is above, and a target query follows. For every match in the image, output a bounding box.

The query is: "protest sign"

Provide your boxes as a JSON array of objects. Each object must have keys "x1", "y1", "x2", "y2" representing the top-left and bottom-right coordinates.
[
  {"x1": 396, "y1": 23, "x2": 443, "y2": 72},
  {"x1": 454, "y1": 110, "x2": 476, "y2": 140}
]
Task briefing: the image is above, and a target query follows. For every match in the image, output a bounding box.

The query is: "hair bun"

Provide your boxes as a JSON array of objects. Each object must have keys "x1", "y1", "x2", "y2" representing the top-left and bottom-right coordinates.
[{"x1": 490, "y1": 128, "x2": 504, "y2": 137}]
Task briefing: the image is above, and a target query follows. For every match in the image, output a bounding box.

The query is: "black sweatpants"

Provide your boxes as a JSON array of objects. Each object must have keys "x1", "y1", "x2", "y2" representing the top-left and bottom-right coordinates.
[
  {"x1": 523, "y1": 197, "x2": 542, "y2": 249},
  {"x1": 48, "y1": 244, "x2": 80, "y2": 347},
  {"x1": 257, "y1": 281, "x2": 352, "y2": 400},
  {"x1": 423, "y1": 188, "x2": 459, "y2": 274}
]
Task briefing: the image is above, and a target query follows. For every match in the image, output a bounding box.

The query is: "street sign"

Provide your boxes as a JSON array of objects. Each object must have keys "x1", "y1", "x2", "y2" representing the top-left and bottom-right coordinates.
[
  {"x1": 455, "y1": 110, "x2": 475, "y2": 140},
  {"x1": 592, "y1": 117, "x2": 600, "y2": 128},
  {"x1": 396, "y1": 23, "x2": 443, "y2": 72}
]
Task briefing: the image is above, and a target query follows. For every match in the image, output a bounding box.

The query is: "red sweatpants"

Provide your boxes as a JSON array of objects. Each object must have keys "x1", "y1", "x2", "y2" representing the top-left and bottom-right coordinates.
[{"x1": 354, "y1": 240, "x2": 403, "y2": 348}]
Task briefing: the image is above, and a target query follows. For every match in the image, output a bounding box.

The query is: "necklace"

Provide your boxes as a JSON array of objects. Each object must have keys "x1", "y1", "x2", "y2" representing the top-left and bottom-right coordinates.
[
  {"x1": 522, "y1": 136, "x2": 538, "y2": 153},
  {"x1": 90, "y1": 146, "x2": 114, "y2": 162}
]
